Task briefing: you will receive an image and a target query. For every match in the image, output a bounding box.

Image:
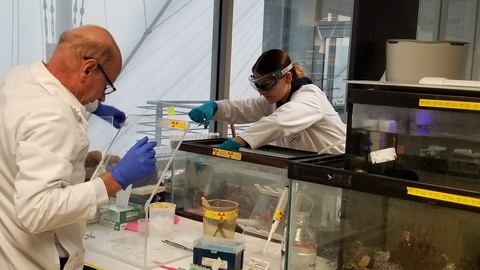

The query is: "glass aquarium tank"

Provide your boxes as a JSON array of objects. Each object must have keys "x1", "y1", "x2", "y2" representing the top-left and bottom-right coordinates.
[
  {"x1": 170, "y1": 138, "x2": 331, "y2": 236},
  {"x1": 284, "y1": 82, "x2": 480, "y2": 270},
  {"x1": 345, "y1": 81, "x2": 480, "y2": 193},
  {"x1": 287, "y1": 156, "x2": 480, "y2": 270}
]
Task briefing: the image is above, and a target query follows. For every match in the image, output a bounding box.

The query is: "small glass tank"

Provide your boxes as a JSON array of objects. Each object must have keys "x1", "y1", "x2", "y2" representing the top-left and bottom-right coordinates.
[
  {"x1": 346, "y1": 82, "x2": 480, "y2": 193},
  {"x1": 170, "y1": 138, "x2": 327, "y2": 225}
]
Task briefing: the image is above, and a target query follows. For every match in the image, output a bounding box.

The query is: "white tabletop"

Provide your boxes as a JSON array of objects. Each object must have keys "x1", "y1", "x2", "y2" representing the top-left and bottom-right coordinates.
[{"x1": 84, "y1": 216, "x2": 282, "y2": 270}]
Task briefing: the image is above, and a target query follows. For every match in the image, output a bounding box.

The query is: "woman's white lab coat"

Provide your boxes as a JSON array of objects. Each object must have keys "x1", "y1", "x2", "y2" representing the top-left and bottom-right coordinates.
[
  {"x1": 213, "y1": 84, "x2": 346, "y2": 153},
  {"x1": 0, "y1": 61, "x2": 109, "y2": 269}
]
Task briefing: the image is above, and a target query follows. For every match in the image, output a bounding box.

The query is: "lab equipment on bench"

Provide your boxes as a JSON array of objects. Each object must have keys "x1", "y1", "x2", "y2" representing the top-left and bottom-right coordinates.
[
  {"x1": 85, "y1": 115, "x2": 191, "y2": 269},
  {"x1": 202, "y1": 198, "x2": 239, "y2": 239},
  {"x1": 193, "y1": 236, "x2": 245, "y2": 270},
  {"x1": 263, "y1": 186, "x2": 288, "y2": 254}
]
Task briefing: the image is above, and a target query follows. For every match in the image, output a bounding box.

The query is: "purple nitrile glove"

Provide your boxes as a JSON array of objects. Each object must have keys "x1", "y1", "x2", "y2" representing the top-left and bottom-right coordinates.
[
  {"x1": 93, "y1": 102, "x2": 126, "y2": 129},
  {"x1": 109, "y1": 137, "x2": 157, "y2": 189}
]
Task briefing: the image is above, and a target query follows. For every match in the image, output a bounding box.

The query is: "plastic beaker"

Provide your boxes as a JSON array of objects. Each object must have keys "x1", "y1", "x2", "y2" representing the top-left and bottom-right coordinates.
[
  {"x1": 148, "y1": 202, "x2": 176, "y2": 239},
  {"x1": 137, "y1": 219, "x2": 146, "y2": 235},
  {"x1": 202, "y1": 199, "x2": 238, "y2": 239}
]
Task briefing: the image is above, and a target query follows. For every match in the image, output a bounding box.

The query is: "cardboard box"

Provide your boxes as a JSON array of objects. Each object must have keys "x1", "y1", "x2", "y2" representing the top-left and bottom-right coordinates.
[{"x1": 99, "y1": 202, "x2": 144, "y2": 231}]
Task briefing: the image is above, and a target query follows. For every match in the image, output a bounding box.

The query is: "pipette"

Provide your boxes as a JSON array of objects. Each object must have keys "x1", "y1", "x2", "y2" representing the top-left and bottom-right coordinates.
[{"x1": 263, "y1": 187, "x2": 289, "y2": 254}]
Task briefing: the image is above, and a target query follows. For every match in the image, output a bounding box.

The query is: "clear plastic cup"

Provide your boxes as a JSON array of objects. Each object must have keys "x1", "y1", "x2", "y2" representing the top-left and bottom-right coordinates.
[
  {"x1": 202, "y1": 199, "x2": 238, "y2": 239},
  {"x1": 148, "y1": 202, "x2": 176, "y2": 240},
  {"x1": 137, "y1": 219, "x2": 146, "y2": 235}
]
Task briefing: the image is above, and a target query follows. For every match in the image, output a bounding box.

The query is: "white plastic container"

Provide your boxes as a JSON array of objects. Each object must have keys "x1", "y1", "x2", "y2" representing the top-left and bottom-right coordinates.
[
  {"x1": 148, "y1": 202, "x2": 176, "y2": 240},
  {"x1": 386, "y1": 39, "x2": 469, "y2": 83}
]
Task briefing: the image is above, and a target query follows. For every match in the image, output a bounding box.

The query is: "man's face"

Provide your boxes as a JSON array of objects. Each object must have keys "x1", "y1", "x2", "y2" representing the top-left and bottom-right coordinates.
[{"x1": 79, "y1": 57, "x2": 121, "y2": 105}]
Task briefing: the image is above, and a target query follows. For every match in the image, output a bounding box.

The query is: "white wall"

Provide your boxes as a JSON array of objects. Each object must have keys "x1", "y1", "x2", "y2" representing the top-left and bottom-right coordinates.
[{"x1": 0, "y1": 0, "x2": 44, "y2": 75}]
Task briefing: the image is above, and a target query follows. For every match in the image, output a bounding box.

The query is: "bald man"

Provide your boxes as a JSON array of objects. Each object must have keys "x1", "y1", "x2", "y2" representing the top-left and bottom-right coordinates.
[{"x1": 0, "y1": 25, "x2": 158, "y2": 270}]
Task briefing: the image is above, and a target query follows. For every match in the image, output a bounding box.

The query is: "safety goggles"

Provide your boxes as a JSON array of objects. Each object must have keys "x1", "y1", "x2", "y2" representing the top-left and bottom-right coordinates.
[{"x1": 248, "y1": 63, "x2": 293, "y2": 93}]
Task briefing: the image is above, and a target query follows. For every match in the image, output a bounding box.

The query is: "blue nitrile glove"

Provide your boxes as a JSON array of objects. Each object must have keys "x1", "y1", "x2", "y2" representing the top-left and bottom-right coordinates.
[
  {"x1": 93, "y1": 102, "x2": 126, "y2": 129},
  {"x1": 188, "y1": 101, "x2": 218, "y2": 129},
  {"x1": 186, "y1": 159, "x2": 208, "y2": 174},
  {"x1": 218, "y1": 138, "x2": 241, "y2": 151},
  {"x1": 109, "y1": 137, "x2": 157, "y2": 189}
]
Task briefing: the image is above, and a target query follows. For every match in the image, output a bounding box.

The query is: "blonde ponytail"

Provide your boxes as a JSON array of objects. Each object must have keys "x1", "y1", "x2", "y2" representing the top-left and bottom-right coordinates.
[{"x1": 292, "y1": 62, "x2": 307, "y2": 78}]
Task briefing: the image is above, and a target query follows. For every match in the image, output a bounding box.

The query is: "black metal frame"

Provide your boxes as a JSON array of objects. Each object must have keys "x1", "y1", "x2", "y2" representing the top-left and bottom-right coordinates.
[
  {"x1": 178, "y1": 138, "x2": 334, "y2": 168},
  {"x1": 288, "y1": 158, "x2": 480, "y2": 215}
]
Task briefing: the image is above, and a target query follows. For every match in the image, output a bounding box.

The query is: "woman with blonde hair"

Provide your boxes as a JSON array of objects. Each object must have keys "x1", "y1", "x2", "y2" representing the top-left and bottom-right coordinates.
[{"x1": 189, "y1": 48, "x2": 346, "y2": 153}]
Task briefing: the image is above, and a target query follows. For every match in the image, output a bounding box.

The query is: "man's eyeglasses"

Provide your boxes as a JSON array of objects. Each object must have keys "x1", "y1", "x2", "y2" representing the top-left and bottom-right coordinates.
[
  {"x1": 248, "y1": 63, "x2": 293, "y2": 93},
  {"x1": 83, "y1": 57, "x2": 116, "y2": 95}
]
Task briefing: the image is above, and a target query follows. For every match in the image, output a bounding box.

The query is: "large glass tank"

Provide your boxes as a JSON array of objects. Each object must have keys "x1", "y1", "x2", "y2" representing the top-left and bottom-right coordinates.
[
  {"x1": 170, "y1": 138, "x2": 323, "y2": 225},
  {"x1": 345, "y1": 82, "x2": 480, "y2": 193},
  {"x1": 287, "y1": 157, "x2": 480, "y2": 270}
]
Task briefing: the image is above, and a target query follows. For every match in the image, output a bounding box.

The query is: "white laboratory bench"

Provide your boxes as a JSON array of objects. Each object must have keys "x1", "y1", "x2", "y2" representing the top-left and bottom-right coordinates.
[{"x1": 83, "y1": 216, "x2": 282, "y2": 270}]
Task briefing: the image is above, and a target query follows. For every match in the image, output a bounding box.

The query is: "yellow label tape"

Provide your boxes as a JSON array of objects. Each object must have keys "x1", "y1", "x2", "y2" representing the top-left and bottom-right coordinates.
[
  {"x1": 167, "y1": 106, "x2": 175, "y2": 116},
  {"x1": 273, "y1": 209, "x2": 284, "y2": 220},
  {"x1": 212, "y1": 148, "x2": 242, "y2": 160},
  {"x1": 151, "y1": 203, "x2": 175, "y2": 209},
  {"x1": 84, "y1": 263, "x2": 103, "y2": 270},
  {"x1": 407, "y1": 187, "x2": 480, "y2": 208},
  {"x1": 203, "y1": 209, "x2": 238, "y2": 220},
  {"x1": 419, "y1": 99, "x2": 480, "y2": 111},
  {"x1": 169, "y1": 120, "x2": 186, "y2": 130}
]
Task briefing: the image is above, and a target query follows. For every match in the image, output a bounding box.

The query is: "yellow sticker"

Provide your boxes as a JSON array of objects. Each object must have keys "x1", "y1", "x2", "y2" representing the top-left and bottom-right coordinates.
[
  {"x1": 273, "y1": 209, "x2": 284, "y2": 220},
  {"x1": 84, "y1": 263, "x2": 103, "y2": 270},
  {"x1": 203, "y1": 209, "x2": 238, "y2": 220},
  {"x1": 151, "y1": 203, "x2": 175, "y2": 209},
  {"x1": 169, "y1": 120, "x2": 186, "y2": 130},
  {"x1": 407, "y1": 187, "x2": 480, "y2": 208},
  {"x1": 167, "y1": 106, "x2": 175, "y2": 116},
  {"x1": 419, "y1": 99, "x2": 480, "y2": 111},
  {"x1": 212, "y1": 148, "x2": 242, "y2": 160}
]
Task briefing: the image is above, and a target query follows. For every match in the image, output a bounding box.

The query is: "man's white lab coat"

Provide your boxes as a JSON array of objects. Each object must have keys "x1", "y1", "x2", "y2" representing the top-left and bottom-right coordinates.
[
  {"x1": 0, "y1": 61, "x2": 109, "y2": 269},
  {"x1": 213, "y1": 84, "x2": 346, "y2": 153}
]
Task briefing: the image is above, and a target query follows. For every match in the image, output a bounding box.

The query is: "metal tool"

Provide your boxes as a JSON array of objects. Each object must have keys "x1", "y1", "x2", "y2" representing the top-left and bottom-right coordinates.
[
  {"x1": 196, "y1": 121, "x2": 209, "y2": 128},
  {"x1": 161, "y1": 240, "x2": 193, "y2": 252}
]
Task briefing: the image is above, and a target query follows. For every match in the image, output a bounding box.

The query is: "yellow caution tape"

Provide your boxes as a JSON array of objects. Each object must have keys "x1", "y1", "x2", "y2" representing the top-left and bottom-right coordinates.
[
  {"x1": 419, "y1": 99, "x2": 480, "y2": 111},
  {"x1": 273, "y1": 209, "x2": 284, "y2": 220},
  {"x1": 169, "y1": 120, "x2": 186, "y2": 130},
  {"x1": 203, "y1": 209, "x2": 238, "y2": 220},
  {"x1": 407, "y1": 187, "x2": 480, "y2": 208}
]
